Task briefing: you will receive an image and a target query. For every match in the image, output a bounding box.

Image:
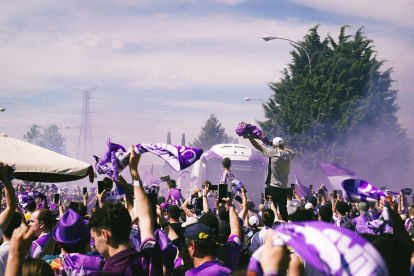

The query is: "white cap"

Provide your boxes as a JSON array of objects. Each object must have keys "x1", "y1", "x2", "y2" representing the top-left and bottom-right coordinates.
[
  {"x1": 249, "y1": 216, "x2": 260, "y2": 226},
  {"x1": 272, "y1": 137, "x2": 284, "y2": 146},
  {"x1": 304, "y1": 202, "x2": 314, "y2": 209},
  {"x1": 181, "y1": 216, "x2": 198, "y2": 227}
]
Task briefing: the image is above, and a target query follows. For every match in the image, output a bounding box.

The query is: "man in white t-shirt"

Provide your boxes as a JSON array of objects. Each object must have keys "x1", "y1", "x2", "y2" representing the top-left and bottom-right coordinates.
[
  {"x1": 286, "y1": 188, "x2": 302, "y2": 215},
  {"x1": 250, "y1": 209, "x2": 275, "y2": 254}
]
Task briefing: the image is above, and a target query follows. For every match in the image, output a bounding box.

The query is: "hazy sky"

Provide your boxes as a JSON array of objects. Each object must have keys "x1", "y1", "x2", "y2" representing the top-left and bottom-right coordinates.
[{"x1": 1, "y1": 0, "x2": 413, "y2": 170}]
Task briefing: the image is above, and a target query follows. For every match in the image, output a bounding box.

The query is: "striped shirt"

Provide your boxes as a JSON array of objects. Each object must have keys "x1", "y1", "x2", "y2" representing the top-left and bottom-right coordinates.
[
  {"x1": 333, "y1": 213, "x2": 352, "y2": 229},
  {"x1": 220, "y1": 171, "x2": 234, "y2": 184}
]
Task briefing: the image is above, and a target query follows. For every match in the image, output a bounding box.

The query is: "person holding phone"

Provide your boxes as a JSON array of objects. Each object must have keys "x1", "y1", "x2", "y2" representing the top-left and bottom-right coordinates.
[{"x1": 246, "y1": 136, "x2": 295, "y2": 221}]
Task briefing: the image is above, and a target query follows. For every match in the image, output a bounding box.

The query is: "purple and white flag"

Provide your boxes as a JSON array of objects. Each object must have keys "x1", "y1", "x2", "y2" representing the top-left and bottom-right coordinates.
[
  {"x1": 317, "y1": 163, "x2": 357, "y2": 191},
  {"x1": 235, "y1": 122, "x2": 270, "y2": 146},
  {"x1": 295, "y1": 168, "x2": 312, "y2": 197},
  {"x1": 247, "y1": 221, "x2": 388, "y2": 276},
  {"x1": 17, "y1": 191, "x2": 46, "y2": 209},
  {"x1": 341, "y1": 179, "x2": 385, "y2": 203},
  {"x1": 232, "y1": 179, "x2": 244, "y2": 194},
  {"x1": 94, "y1": 140, "x2": 203, "y2": 180}
]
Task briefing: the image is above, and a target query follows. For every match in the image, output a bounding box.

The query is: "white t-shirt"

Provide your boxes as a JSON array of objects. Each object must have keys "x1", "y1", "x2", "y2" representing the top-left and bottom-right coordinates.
[
  {"x1": 287, "y1": 199, "x2": 301, "y2": 215},
  {"x1": 0, "y1": 241, "x2": 10, "y2": 276}
]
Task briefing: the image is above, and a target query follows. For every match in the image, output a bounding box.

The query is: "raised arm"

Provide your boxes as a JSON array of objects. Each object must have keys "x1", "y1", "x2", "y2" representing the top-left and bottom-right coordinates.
[
  {"x1": 292, "y1": 189, "x2": 302, "y2": 206},
  {"x1": 0, "y1": 163, "x2": 17, "y2": 232},
  {"x1": 130, "y1": 145, "x2": 155, "y2": 241},
  {"x1": 267, "y1": 195, "x2": 280, "y2": 220},
  {"x1": 224, "y1": 197, "x2": 240, "y2": 237},
  {"x1": 116, "y1": 174, "x2": 134, "y2": 212},
  {"x1": 202, "y1": 186, "x2": 209, "y2": 214},
  {"x1": 239, "y1": 188, "x2": 248, "y2": 222},
  {"x1": 247, "y1": 135, "x2": 264, "y2": 153},
  {"x1": 156, "y1": 205, "x2": 178, "y2": 241}
]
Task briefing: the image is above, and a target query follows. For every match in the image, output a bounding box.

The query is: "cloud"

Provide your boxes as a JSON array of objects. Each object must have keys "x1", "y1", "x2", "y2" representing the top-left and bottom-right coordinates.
[{"x1": 291, "y1": 0, "x2": 414, "y2": 27}]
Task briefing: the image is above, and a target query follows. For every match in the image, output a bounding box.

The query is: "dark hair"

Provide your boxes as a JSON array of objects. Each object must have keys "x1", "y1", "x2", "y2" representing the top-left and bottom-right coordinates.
[
  {"x1": 318, "y1": 206, "x2": 333, "y2": 223},
  {"x1": 361, "y1": 234, "x2": 411, "y2": 276},
  {"x1": 77, "y1": 203, "x2": 87, "y2": 217},
  {"x1": 103, "y1": 177, "x2": 113, "y2": 188},
  {"x1": 158, "y1": 197, "x2": 166, "y2": 205},
  {"x1": 185, "y1": 238, "x2": 219, "y2": 256},
  {"x1": 198, "y1": 213, "x2": 219, "y2": 236},
  {"x1": 57, "y1": 234, "x2": 91, "y2": 254},
  {"x1": 4, "y1": 212, "x2": 23, "y2": 238},
  {"x1": 167, "y1": 180, "x2": 176, "y2": 189},
  {"x1": 36, "y1": 209, "x2": 54, "y2": 230},
  {"x1": 168, "y1": 205, "x2": 180, "y2": 220},
  {"x1": 289, "y1": 208, "x2": 313, "y2": 222},
  {"x1": 218, "y1": 205, "x2": 230, "y2": 222},
  {"x1": 202, "y1": 181, "x2": 212, "y2": 189},
  {"x1": 262, "y1": 209, "x2": 275, "y2": 227},
  {"x1": 87, "y1": 203, "x2": 131, "y2": 244},
  {"x1": 222, "y1": 158, "x2": 231, "y2": 169},
  {"x1": 26, "y1": 201, "x2": 37, "y2": 212},
  {"x1": 336, "y1": 201, "x2": 348, "y2": 216},
  {"x1": 22, "y1": 258, "x2": 54, "y2": 276},
  {"x1": 287, "y1": 189, "x2": 293, "y2": 200}
]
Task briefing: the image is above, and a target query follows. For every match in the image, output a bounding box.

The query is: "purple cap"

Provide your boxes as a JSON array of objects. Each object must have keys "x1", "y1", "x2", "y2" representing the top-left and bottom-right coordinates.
[{"x1": 52, "y1": 209, "x2": 90, "y2": 244}]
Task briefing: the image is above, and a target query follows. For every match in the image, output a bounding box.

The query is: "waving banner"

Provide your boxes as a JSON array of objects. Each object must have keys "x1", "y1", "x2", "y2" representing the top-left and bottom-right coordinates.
[
  {"x1": 247, "y1": 221, "x2": 388, "y2": 276},
  {"x1": 235, "y1": 122, "x2": 270, "y2": 146},
  {"x1": 317, "y1": 163, "x2": 357, "y2": 191},
  {"x1": 17, "y1": 191, "x2": 47, "y2": 209},
  {"x1": 295, "y1": 168, "x2": 313, "y2": 197},
  {"x1": 94, "y1": 140, "x2": 203, "y2": 180},
  {"x1": 341, "y1": 179, "x2": 385, "y2": 203}
]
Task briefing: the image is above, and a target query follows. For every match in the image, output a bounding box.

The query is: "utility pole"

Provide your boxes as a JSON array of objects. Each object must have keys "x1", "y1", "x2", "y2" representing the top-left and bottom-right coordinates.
[
  {"x1": 76, "y1": 87, "x2": 96, "y2": 162},
  {"x1": 181, "y1": 133, "x2": 185, "y2": 146}
]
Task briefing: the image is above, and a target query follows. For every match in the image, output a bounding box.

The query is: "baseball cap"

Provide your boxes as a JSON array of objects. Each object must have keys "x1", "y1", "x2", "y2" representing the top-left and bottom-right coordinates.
[
  {"x1": 171, "y1": 223, "x2": 216, "y2": 247},
  {"x1": 272, "y1": 137, "x2": 284, "y2": 146},
  {"x1": 305, "y1": 202, "x2": 314, "y2": 209}
]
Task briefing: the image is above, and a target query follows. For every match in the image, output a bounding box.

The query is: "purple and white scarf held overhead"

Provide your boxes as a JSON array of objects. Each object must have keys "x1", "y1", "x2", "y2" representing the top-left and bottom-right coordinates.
[{"x1": 94, "y1": 140, "x2": 203, "y2": 180}]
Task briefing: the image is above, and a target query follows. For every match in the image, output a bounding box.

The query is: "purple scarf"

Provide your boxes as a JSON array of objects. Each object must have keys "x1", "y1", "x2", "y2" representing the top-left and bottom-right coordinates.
[
  {"x1": 248, "y1": 221, "x2": 388, "y2": 276},
  {"x1": 94, "y1": 140, "x2": 203, "y2": 180},
  {"x1": 235, "y1": 122, "x2": 270, "y2": 146},
  {"x1": 342, "y1": 179, "x2": 385, "y2": 203},
  {"x1": 17, "y1": 191, "x2": 46, "y2": 208}
]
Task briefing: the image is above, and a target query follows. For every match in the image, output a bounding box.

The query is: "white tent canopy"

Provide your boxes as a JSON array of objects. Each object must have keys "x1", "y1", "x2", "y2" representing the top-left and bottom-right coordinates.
[{"x1": 0, "y1": 135, "x2": 94, "y2": 183}]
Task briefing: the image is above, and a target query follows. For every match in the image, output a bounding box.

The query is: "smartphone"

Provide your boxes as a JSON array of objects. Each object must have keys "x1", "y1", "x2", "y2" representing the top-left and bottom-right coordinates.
[
  {"x1": 333, "y1": 190, "x2": 338, "y2": 199},
  {"x1": 209, "y1": 184, "x2": 218, "y2": 191},
  {"x1": 265, "y1": 188, "x2": 270, "y2": 198},
  {"x1": 83, "y1": 187, "x2": 87, "y2": 195},
  {"x1": 54, "y1": 193, "x2": 59, "y2": 203},
  {"x1": 98, "y1": 181, "x2": 105, "y2": 194},
  {"x1": 235, "y1": 195, "x2": 243, "y2": 204},
  {"x1": 218, "y1": 184, "x2": 228, "y2": 203},
  {"x1": 227, "y1": 191, "x2": 232, "y2": 201},
  {"x1": 69, "y1": 202, "x2": 79, "y2": 212},
  {"x1": 247, "y1": 230, "x2": 254, "y2": 238},
  {"x1": 291, "y1": 184, "x2": 296, "y2": 190},
  {"x1": 309, "y1": 185, "x2": 313, "y2": 190}
]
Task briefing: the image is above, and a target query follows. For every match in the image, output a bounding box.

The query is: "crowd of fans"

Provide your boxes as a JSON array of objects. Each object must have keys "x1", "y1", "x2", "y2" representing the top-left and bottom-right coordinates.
[{"x1": 0, "y1": 149, "x2": 414, "y2": 275}]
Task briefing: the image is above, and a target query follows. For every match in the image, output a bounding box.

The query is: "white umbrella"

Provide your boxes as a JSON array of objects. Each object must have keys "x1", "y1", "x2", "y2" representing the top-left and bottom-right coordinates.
[{"x1": 0, "y1": 135, "x2": 94, "y2": 183}]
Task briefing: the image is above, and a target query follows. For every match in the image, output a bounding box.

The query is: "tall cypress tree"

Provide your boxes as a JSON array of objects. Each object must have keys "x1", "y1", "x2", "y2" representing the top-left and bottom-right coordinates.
[{"x1": 259, "y1": 25, "x2": 411, "y2": 187}]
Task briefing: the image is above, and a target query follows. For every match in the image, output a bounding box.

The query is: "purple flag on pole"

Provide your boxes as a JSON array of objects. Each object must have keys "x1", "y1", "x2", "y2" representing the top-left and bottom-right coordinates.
[
  {"x1": 94, "y1": 140, "x2": 203, "y2": 180},
  {"x1": 17, "y1": 191, "x2": 46, "y2": 209},
  {"x1": 317, "y1": 163, "x2": 357, "y2": 191},
  {"x1": 341, "y1": 179, "x2": 385, "y2": 203},
  {"x1": 247, "y1": 221, "x2": 388, "y2": 276},
  {"x1": 295, "y1": 168, "x2": 312, "y2": 197},
  {"x1": 235, "y1": 122, "x2": 270, "y2": 146}
]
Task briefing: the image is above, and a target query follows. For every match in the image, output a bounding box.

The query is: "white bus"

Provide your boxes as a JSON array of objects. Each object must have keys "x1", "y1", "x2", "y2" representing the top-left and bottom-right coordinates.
[{"x1": 189, "y1": 144, "x2": 268, "y2": 205}]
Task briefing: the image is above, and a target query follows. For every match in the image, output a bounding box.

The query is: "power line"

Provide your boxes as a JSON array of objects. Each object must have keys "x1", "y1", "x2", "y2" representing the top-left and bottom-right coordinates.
[{"x1": 76, "y1": 87, "x2": 97, "y2": 162}]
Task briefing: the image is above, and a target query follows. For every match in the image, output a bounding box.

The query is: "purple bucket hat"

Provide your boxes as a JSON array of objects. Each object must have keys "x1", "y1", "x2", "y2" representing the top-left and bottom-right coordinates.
[{"x1": 52, "y1": 209, "x2": 90, "y2": 244}]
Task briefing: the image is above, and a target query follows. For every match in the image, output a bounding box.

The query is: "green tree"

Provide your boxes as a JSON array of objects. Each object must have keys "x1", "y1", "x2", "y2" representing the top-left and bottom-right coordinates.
[
  {"x1": 259, "y1": 25, "x2": 411, "y2": 187},
  {"x1": 24, "y1": 124, "x2": 67, "y2": 155},
  {"x1": 190, "y1": 114, "x2": 239, "y2": 151}
]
